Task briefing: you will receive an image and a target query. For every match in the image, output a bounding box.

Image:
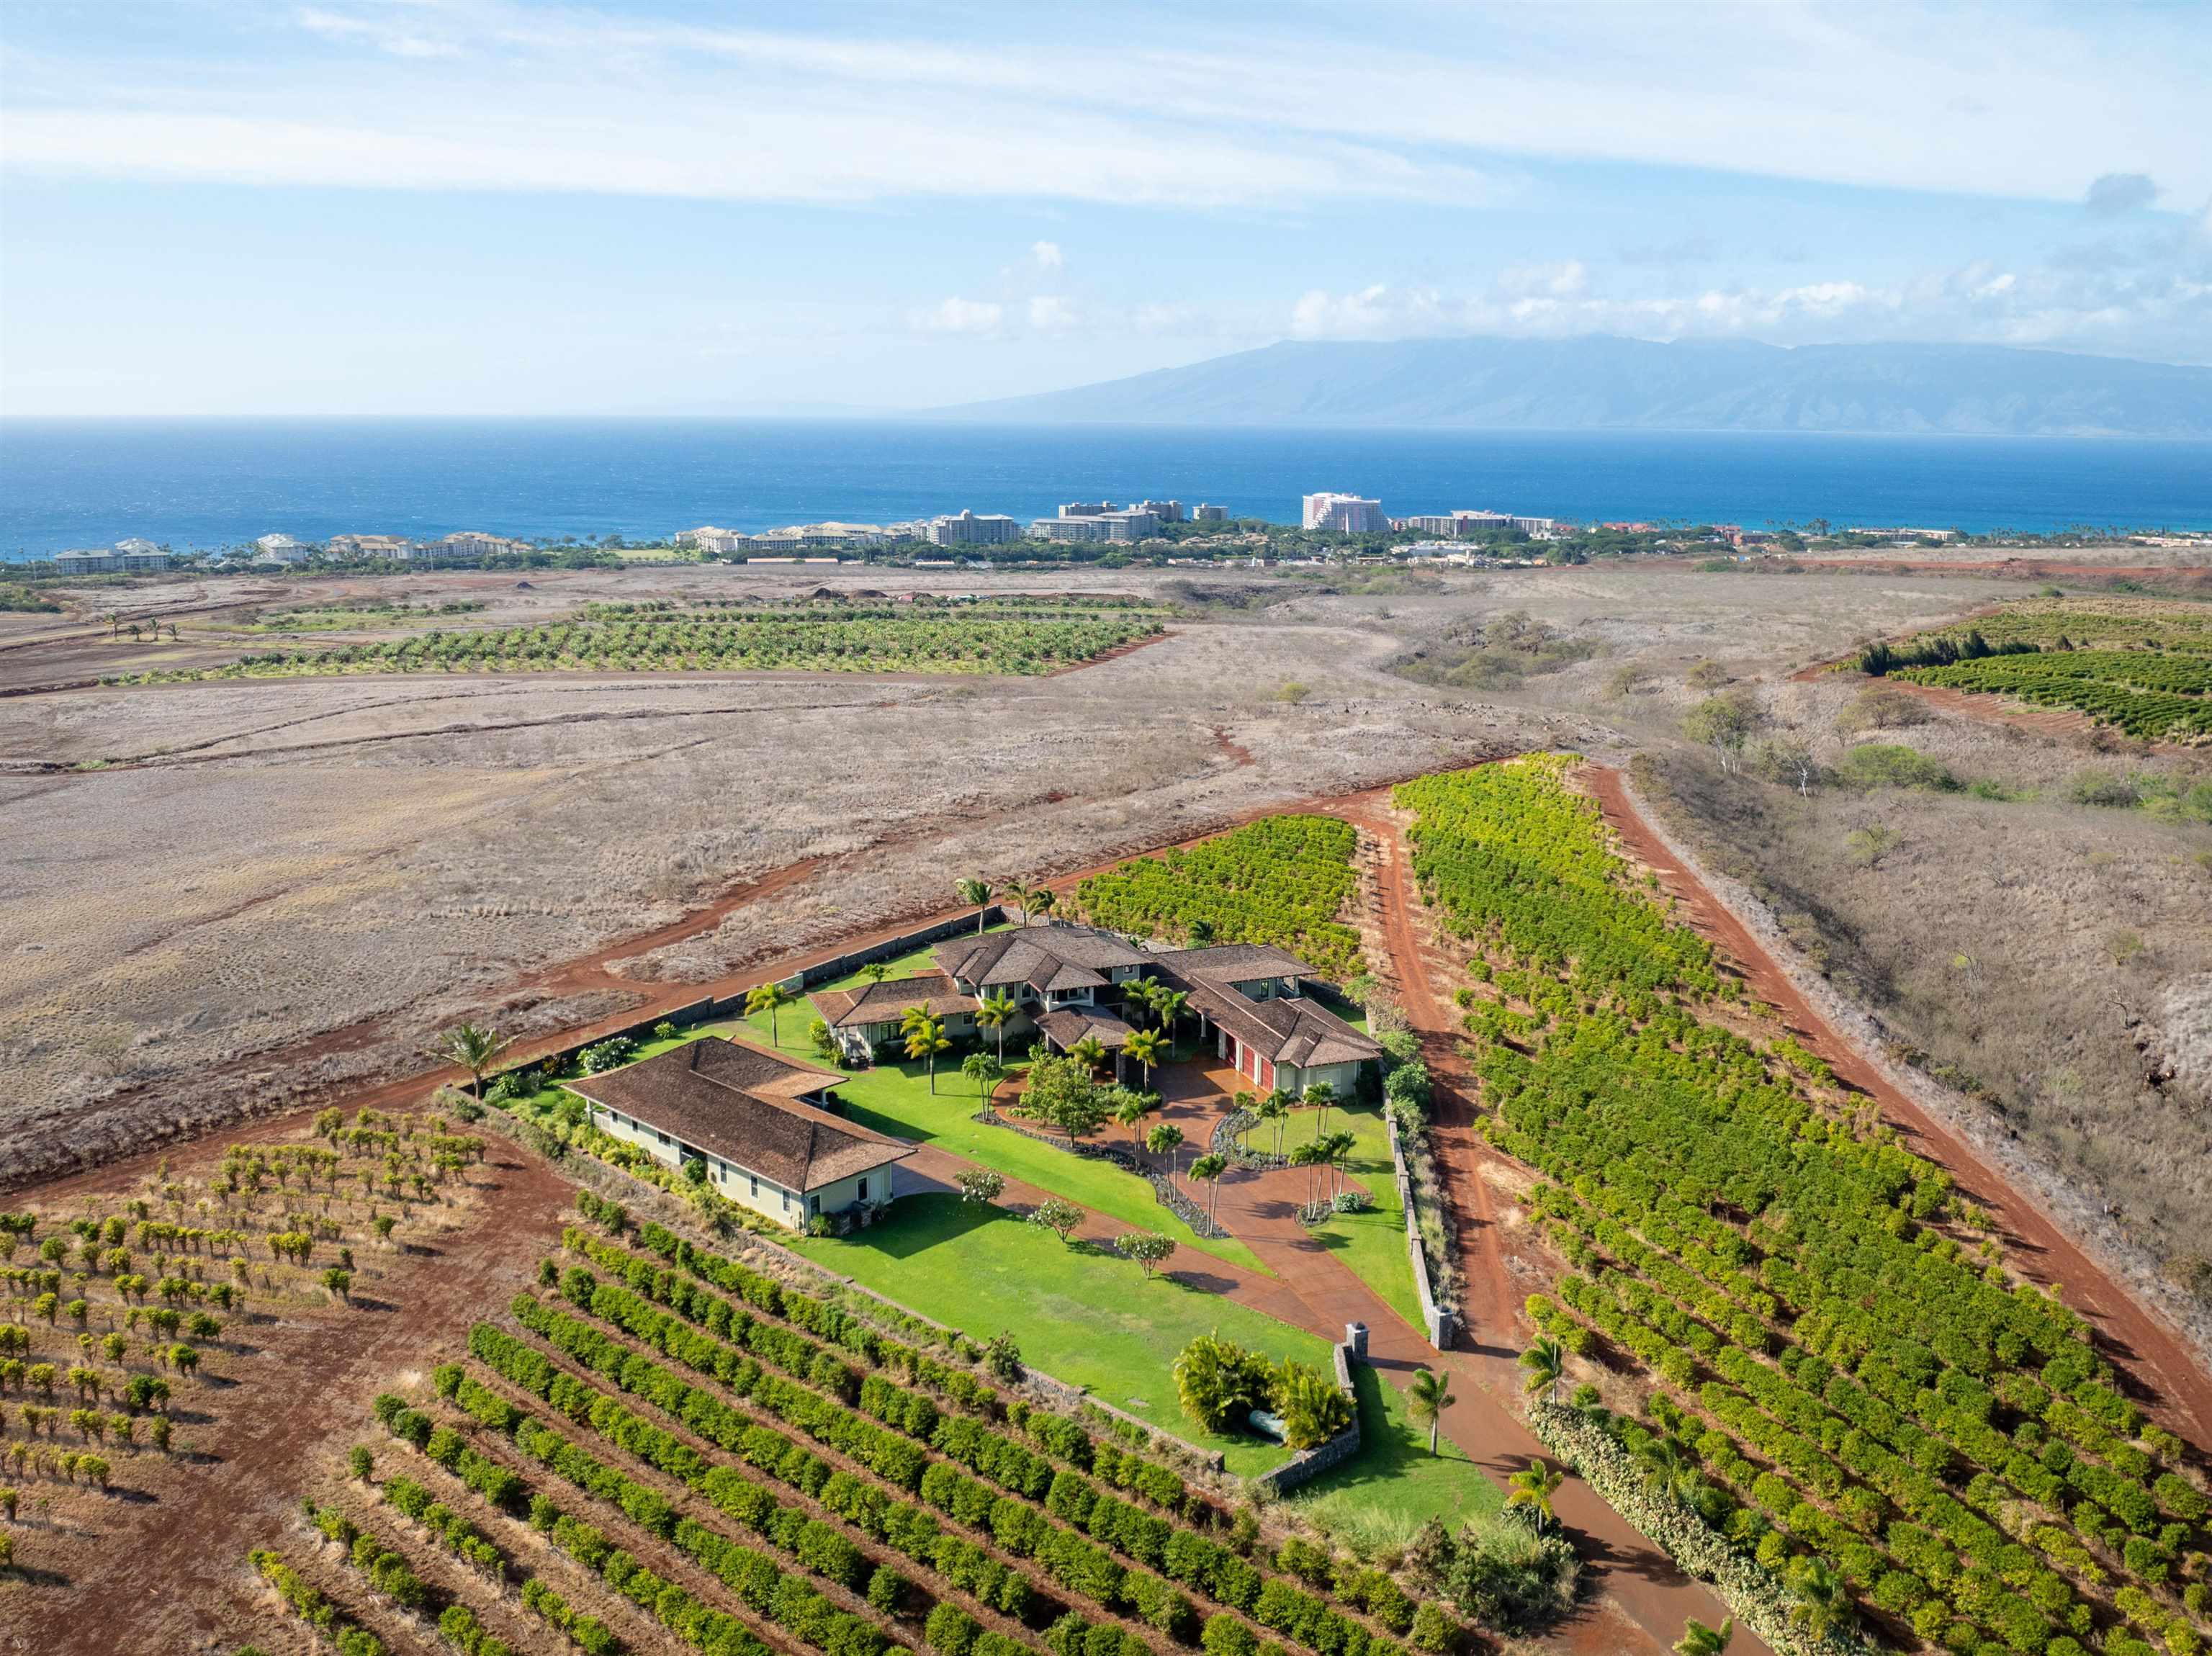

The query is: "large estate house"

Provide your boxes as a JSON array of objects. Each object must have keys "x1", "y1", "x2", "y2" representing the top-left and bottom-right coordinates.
[
  {"x1": 563, "y1": 1037, "x2": 912, "y2": 1230},
  {"x1": 811, "y1": 921, "x2": 1380, "y2": 1096}
]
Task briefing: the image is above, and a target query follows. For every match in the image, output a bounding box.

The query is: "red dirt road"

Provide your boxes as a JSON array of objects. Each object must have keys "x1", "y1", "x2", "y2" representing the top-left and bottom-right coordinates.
[{"x1": 1581, "y1": 765, "x2": 2212, "y2": 1444}]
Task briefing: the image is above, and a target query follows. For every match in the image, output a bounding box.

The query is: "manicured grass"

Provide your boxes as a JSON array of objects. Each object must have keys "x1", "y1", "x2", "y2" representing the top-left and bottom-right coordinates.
[
  {"x1": 1265, "y1": 1099, "x2": 1426, "y2": 1338},
  {"x1": 722, "y1": 994, "x2": 1269, "y2": 1274},
  {"x1": 794, "y1": 1192, "x2": 1318, "y2": 1475},
  {"x1": 1289, "y1": 1361, "x2": 1503, "y2": 1538}
]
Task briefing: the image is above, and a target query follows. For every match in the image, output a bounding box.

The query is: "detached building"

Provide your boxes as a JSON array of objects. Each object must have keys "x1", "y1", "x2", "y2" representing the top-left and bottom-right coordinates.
[
  {"x1": 928, "y1": 510, "x2": 1021, "y2": 547},
  {"x1": 565, "y1": 1036, "x2": 912, "y2": 1229},
  {"x1": 1302, "y1": 493, "x2": 1387, "y2": 534}
]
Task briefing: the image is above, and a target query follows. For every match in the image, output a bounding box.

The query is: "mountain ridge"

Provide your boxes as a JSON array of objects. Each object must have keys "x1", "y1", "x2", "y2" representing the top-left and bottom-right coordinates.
[{"x1": 938, "y1": 336, "x2": 2212, "y2": 438}]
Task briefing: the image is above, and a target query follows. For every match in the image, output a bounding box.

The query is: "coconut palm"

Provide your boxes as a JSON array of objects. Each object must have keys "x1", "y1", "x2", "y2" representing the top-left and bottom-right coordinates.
[
  {"x1": 1121, "y1": 978, "x2": 1161, "y2": 1028},
  {"x1": 1030, "y1": 886, "x2": 1058, "y2": 925},
  {"x1": 1069, "y1": 1034, "x2": 1107, "y2": 1074},
  {"x1": 429, "y1": 1022, "x2": 513, "y2": 1098},
  {"x1": 1635, "y1": 1434, "x2": 1694, "y2": 1501},
  {"x1": 1786, "y1": 1557, "x2": 1853, "y2": 1641},
  {"x1": 1146, "y1": 1122, "x2": 1185, "y2": 1182},
  {"x1": 1504, "y1": 1460, "x2": 1565, "y2": 1531},
  {"x1": 1125, "y1": 1027, "x2": 1166, "y2": 1091},
  {"x1": 1673, "y1": 1616, "x2": 1733, "y2": 1656},
  {"x1": 962, "y1": 1052, "x2": 1004, "y2": 1112},
  {"x1": 905, "y1": 1013, "x2": 952, "y2": 1092},
  {"x1": 1190, "y1": 1153, "x2": 1228, "y2": 1225},
  {"x1": 1323, "y1": 1129, "x2": 1357, "y2": 1200},
  {"x1": 975, "y1": 989, "x2": 1018, "y2": 1061},
  {"x1": 1517, "y1": 1333, "x2": 1567, "y2": 1405},
  {"x1": 1290, "y1": 1138, "x2": 1326, "y2": 1206},
  {"x1": 1151, "y1": 988, "x2": 1188, "y2": 1041},
  {"x1": 746, "y1": 981, "x2": 794, "y2": 1045},
  {"x1": 1406, "y1": 1367, "x2": 1456, "y2": 1456},
  {"x1": 1114, "y1": 1090, "x2": 1154, "y2": 1148},
  {"x1": 1230, "y1": 1089, "x2": 1256, "y2": 1150},
  {"x1": 1256, "y1": 1090, "x2": 1291, "y2": 1156},
  {"x1": 956, "y1": 876, "x2": 994, "y2": 933}
]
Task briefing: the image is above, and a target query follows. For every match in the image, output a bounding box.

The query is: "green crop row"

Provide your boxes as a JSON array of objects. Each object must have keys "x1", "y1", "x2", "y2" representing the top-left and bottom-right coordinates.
[
  {"x1": 1073, "y1": 816, "x2": 1363, "y2": 981},
  {"x1": 249, "y1": 1547, "x2": 390, "y2": 1656}
]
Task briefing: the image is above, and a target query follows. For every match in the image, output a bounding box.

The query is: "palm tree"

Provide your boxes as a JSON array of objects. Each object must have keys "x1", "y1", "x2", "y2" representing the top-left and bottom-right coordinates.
[
  {"x1": 1406, "y1": 1367, "x2": 1456, "y2": 1456},
  {"x1": 956, "y1": 876, "x2": 994, "y2": 933},
  {"x1": 1030, "y1": 887, "x2": 1058, "y2": 926},
  {"x1": 963, "y1": 1052, "x2": 1005, "y2": 1112},
  {"x1": 1290, "y1": 1138, "x2": 1325, "y2": 1206},
  {"x1": 1786, "y1": 1557, "x2": 1853, "y2": 1642},
  {"x1": 976, "y1": 990, "x2": 1018, "y2": 1061},
  {"x1": 1114, "y1": 1091, "x2": 1153, "y2": 1148},
  {"x1": 1151, "y1": 988, "x2": 1188, "y2": 1042},
  {"x1": 1230, "y1": 1089, "x2": 1256, "y2": 1151},
  {"x1": 1125, "y1": 1028, "x2": 1165, "y2": 1091},
  {"x1": 1069, "y1": 1034, "x2": 1107, "y2": 1074},
  {"x1": 746, "y1": 981, "x2": 794, "y2": 1045},
  {"x1": 1673, "y1": 1616, "x2": 1733, "y2": 1656},
  {"x1": 1121, "y1": 978, "x2": 1161, "y2": 1029},
  {"x1": 863, "y1": 960, "x2": 893, "y2": 985},
  {"x1": 430, "y1": 1022, "x2": 513, "y2": 1098},
  {"x1": 1517, "y1": 1334, "x2": 1566, "y2": 1405},
  {"x1": 1008, "y1": 883, "x2": 1041, "y2": 925},
  {"x1": 905, "y1": 1013, "x2": 951, "y2": 1092},
  {"x1": 1304, "y1": 1080, "x2": 1337, "y2": 1139},
  {"x1": 1635, "y1": 1434, "x2": 1694, "y2": 1501},
  {"x1": 1505, "y1": 1460, "x2": 1565, "y2": 1531},
  {"x1": 1324, "y1": 1129, "x2": 1357, "y2": 1200},
  {"x1": 1146, "y1": 1122, "x2": 1185, "y2": 1183},
  {"x1": 1257, "y1": 1090, "x2": 1291, "y2": 1156},
  {"x1": 1190, "y1": 1153, "x2": 1228, "y2": 1225}
]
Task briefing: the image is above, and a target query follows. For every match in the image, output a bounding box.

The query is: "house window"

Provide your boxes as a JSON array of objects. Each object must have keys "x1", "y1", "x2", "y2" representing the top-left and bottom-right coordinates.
[
  {"x1": 781, "y1": 1188, "x2": 791, "y2": 1212},
  {"x1": 750, "y1": 1173, "x2": 760, "y2": 1199},
  {"x1": 857, "y1": 1178, "x2": 869, "y2": 1201},
  {"x1": 808, "y1": 1195, "x2": 819, "y2": 1217}
]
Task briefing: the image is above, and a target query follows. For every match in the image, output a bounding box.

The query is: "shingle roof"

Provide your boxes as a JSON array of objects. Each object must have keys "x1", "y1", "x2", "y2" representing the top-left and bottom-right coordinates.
[
  {"x1": 811, "y1": 972, "x2": 977, "y2": 1030},
  {"x1": 936, "y1": 924, "x2": 1148, "y2": 989},
  {"x1": 1036, "y1": 1007, "x2": 1136, "y2": 1050},
  {"x1": 564, "y1": 1037, "x2": 910, "y2": 1192},
  {"x1": 1172, "y1": 980, "x2": 1381, "y2": 1071},
  {"x1": 1148, "y1": 942, "x2": 1316, "y2": 984}
]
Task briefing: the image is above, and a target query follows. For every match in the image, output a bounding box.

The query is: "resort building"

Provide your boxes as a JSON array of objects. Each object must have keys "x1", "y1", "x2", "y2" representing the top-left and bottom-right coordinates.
[
  {"x1": 1029, "y1": 509, "x2": 1159, "y2": 544},
  {"x1": 1302, "y1": 493, "x2": 1387, "y2": 534},
  {"x1": 327, "y1": 534, "x2": 419, "y2": 559},
  {"x1": 1194, "y1": 504, "x2": 1228, "y2": 523},
  {"x1": 927, "y1": 510, "x2": 1022, "y2": 546},
  {"x1": 55, "y1": 545, "x2": 176, "y2": 575},
  {"x1": 564, "y1": 1036, "x2": 911, "y2": 1229}
]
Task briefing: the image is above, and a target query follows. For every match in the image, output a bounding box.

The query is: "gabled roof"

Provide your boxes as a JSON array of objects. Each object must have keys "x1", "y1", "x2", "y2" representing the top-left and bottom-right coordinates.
[
  {"x1": 564, "y1": 1037, "x2": 910, "y2": 1193},
  {"x1": 811, "y1": 971, "x2": 976, "y2": 1030},
  {"x1": 936, "y1": 924, "x2": 1148, "y2": 990}
]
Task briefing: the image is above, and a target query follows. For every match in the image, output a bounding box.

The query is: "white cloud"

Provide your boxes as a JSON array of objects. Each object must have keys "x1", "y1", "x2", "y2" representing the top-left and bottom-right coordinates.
[
  {"x1": 1027, "y1": 294, "x2": 1078, "y2": 333},
  {"x1": 1030, "y1": 240, "x2": 1064, "y2": 272},
  {"x1": 914, "y1": 297, "x2": 1003, "y2": 336},
  {"x1": 6, "y1": 3, "x2": 2203, "y2": 208}
]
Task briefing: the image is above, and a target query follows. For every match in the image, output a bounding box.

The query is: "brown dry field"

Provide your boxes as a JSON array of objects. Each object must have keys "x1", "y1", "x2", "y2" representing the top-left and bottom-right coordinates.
[{"x1": 5, "y1": 556, "x2": 2211, "y2": 1351}]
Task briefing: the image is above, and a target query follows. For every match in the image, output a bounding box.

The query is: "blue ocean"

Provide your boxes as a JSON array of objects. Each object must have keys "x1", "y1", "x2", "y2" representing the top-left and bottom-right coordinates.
[{"x1": 3, "y1": 420, "x2": 2209, "y2": 558}]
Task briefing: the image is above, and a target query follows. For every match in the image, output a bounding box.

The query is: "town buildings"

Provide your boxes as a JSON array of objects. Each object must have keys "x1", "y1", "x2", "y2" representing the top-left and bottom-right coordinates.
[
  {"x1": 327, "y1": 534, "x2": 419, "y2": 559},
  {"x1": 1302, "y1": 492, "x2": 1388, "y2": 534},
  {"x1": 53, "y1": 543, "x2": 176, "y2": 575},
  {"x1": 1028, "y1": 507, "x2": 1160, "y2": 544}
]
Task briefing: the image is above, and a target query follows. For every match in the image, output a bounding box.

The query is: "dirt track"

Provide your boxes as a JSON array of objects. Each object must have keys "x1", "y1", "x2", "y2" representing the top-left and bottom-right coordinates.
[{"x1": 1581, "y1": 765, "x2": 2212, "y2": 1442}]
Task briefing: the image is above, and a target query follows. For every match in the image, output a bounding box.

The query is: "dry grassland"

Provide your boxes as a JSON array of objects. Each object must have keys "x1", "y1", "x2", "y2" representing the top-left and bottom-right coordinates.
[{"x1": 8, "y1": 559, "x2": 2211, "y2": 1359}]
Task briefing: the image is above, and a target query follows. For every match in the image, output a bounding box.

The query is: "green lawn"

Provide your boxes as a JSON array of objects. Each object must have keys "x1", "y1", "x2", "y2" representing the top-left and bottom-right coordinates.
[
  {"x1": 1288, "y1": 1361, "x2": 1504, "y2": 1542},
  {"x1": 1269, "y1": 1099, "x2": 1426, "y2": 1337},
  {"x1": 795, "y1": 1193, "x2": 1319, "y2": 1476}
]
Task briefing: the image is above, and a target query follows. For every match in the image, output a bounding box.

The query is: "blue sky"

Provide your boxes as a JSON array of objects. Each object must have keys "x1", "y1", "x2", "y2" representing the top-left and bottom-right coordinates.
[{"x1": 3, "y1": 0, "x2": 2208, "y2": 415}]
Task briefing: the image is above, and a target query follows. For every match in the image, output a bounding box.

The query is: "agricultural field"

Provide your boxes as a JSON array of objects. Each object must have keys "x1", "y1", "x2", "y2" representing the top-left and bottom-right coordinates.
[
  {"x1": 1404, "y1": 757, "x2": 2212, "y2": 1656},
  {"x1": 120, "y1": 599, "x2": 1167, "y2": 683},
  {"x1": 1863, "y1": 600, "x2": 2212, "y2": 742},
  {"x1": 242, "y1": 1202, "x2": 1470, "y2": 1656},
  {"x1": 1073, "y1": 817, "x2": 1367, "y2": 981}
]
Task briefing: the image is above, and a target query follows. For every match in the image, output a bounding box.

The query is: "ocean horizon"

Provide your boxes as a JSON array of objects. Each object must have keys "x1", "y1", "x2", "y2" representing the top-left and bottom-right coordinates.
[{"x1": 4, "y1": 418, "x2": 2211, "y2": 559}]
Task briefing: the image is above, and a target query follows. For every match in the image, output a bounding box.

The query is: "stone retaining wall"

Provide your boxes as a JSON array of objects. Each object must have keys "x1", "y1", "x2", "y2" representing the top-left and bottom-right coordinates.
[
  {"x1": 1386, "y1": 1111, "x2": 1455, "y2": 1351},
  {"x1": 1248, "y1": 1340, "x2": 1364, "y2": 1496}
]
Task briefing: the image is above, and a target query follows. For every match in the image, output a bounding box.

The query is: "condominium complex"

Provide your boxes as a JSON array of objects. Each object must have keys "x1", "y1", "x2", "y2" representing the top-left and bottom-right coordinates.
[
  {"x1": 53, "y1": 544, "x2": 176, "y2": 575},
  {"x1": 327, "y1": 534, "x2": 420, "y2": 559},
  {"x1": 1194, "y1": 503, "x2": 1228, "y2": 523},
  {"x1": 927, "y1": 510, "x2": 1022, "y2": 546},
  {"x1": 1302, "y1": 492, "x2": 1387, "y2": 534},
  {"x1": 1029, "y1": 507, "x2": 1159, "y2": 544},
  {"x1": 1402, "y1": 510, "x2": 1557, "y2": 538}
]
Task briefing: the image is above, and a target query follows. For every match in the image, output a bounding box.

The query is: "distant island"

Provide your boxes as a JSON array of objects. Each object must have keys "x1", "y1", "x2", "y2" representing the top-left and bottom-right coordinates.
[{"x1": 942, "y1": 336, "x2": 2212, "y2": 438}]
